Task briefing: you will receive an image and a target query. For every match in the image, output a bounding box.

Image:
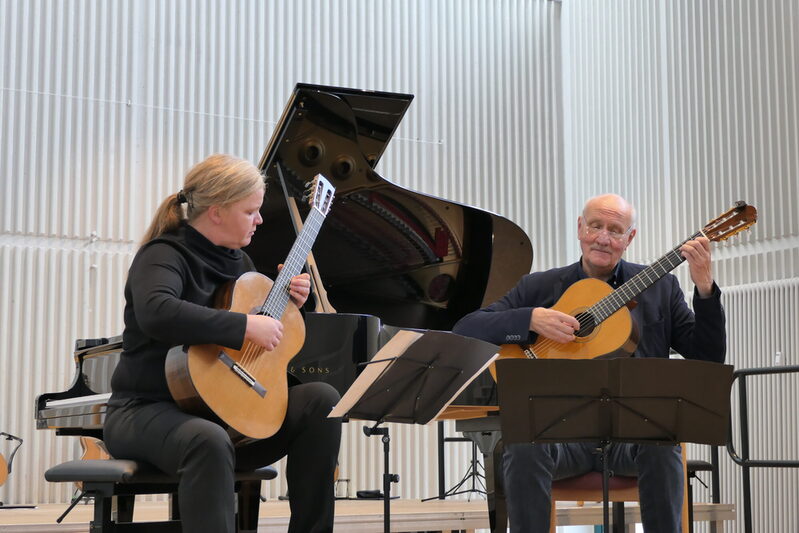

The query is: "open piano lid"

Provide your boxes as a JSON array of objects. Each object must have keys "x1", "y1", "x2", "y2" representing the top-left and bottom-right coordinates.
[{"x1": 251, "y1": 83, "x2": 532, "y2": 331}]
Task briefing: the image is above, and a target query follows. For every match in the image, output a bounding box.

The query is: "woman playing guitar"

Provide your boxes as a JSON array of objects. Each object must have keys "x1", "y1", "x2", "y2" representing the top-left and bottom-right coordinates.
[{"x1": 103, "y1": 154, "x2": 341, "y2": 533}]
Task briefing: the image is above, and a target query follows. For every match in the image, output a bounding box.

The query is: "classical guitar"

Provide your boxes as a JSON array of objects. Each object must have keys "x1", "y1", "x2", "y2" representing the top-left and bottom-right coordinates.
[
  {"x1": 0, "y1": 453, "x2": 7, "y2": 487},
  {"x1": 166, "y1": 174, "x2": 335, "y2": 439},
  {"x1": 75, "y1": 436, "x2": 111, "y2": 490},
  {"x1": 491, "y1": 201, "x2": 757, "y2": 379}
]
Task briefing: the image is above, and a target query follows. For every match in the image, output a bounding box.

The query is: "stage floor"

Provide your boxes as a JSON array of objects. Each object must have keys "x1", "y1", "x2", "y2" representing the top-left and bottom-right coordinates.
[
  {"x1": 0, "y1": 498, "x2": 488, "y2": 532},
  {"x1": 0, "y1": 498, "x2": 735, "y2": 532}
]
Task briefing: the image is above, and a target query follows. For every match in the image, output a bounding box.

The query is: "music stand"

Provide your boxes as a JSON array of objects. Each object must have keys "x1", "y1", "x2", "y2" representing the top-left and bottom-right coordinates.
[
  {"x1": 497, "y1": 358, "x2": 733, "y2": 531},
  {"x1": 330, "y1": 330, "x2": 499, "y2": 533}
]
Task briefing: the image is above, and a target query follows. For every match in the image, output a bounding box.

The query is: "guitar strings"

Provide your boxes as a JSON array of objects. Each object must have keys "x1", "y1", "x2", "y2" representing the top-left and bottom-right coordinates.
[{"x1": 221, "y1": 197, "x2": 330, "y2": 379}]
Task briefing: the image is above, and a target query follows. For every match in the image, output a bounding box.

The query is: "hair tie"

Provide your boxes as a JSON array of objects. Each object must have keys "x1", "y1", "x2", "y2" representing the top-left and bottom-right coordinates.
[{"x1": 176, "y1": 190, "x2": 188, "y2": 205}]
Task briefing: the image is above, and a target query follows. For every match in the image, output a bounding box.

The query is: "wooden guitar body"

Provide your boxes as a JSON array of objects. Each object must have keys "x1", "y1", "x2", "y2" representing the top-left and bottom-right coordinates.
[
  {"x1": 166, "y1": 271, "x2": 305, "y2": 440},
  {"x1": 517, "y1": 277, "x2": 638, "y2": 360},
  {"x1": 75, "y1": 436, "x2": 111, "y2": 490},
  {"x1": 0, "y1": 454, "x2": 7, "y2": 486},
  {"x1": 489, "y1": 278, "x2": 639, "y2": 380}
]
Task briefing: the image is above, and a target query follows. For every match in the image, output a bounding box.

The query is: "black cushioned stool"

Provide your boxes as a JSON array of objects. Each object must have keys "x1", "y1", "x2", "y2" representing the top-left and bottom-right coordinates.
[{"x1": 45, "y1": 459, "x2": 277, "y2": 532}]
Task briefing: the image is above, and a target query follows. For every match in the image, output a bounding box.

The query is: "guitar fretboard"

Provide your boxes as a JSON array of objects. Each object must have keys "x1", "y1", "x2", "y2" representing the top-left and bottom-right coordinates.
[
  {"x1": 589, "y1": 230, "x2": 703, "y2": 323},
  {"x1": 260, "y1": 206, "x2": 326, "y2": 319}
]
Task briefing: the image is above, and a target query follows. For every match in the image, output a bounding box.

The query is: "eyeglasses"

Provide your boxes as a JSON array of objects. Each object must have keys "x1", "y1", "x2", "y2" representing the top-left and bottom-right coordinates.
[{"x1": 583, "y1": 223, "x2": 632, "y2": 242}]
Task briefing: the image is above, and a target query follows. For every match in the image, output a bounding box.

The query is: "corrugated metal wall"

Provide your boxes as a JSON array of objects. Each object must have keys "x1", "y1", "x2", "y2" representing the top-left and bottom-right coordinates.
[
  {"x1": 0, "y1": 0, "x2": 563, "y2": 505},
  {"x1": 562, "y1": 0, "x2": 799, "y2": 531},
  {"x1": 723, "y1": 280, "x2": 799, "y2": 533},
  {"x1": 2, "y1": 1, "x2": 797, "y2": 530}
]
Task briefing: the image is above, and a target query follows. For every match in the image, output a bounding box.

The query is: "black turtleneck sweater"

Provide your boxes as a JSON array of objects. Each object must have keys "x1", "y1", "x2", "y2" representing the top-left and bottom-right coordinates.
[{"x1": 109, "y1": 223, "x2": 254, "y2": 404}]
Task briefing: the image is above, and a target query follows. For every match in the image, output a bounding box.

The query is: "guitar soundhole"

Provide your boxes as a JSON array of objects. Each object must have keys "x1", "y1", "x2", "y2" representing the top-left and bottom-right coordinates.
[{"x1": 574, "y1": 312, "x2": 597, "y2": 338}]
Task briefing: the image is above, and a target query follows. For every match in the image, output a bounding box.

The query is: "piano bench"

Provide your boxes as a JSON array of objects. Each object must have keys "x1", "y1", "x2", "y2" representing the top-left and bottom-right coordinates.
[{"x1": 45, "y1": 459, "x2": 277, "y2": 533}]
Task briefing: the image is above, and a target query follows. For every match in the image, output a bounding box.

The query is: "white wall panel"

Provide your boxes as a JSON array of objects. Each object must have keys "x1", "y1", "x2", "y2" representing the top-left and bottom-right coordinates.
[
  {"x1": 1, "y1": 0, "x2": 562, "y2": 505},
  {"x1": 708, "y1": 280, "x2": 799, "y2": 533},
  {"x1": 0, "y1": 242, "x2": 132, "y2": 503}
]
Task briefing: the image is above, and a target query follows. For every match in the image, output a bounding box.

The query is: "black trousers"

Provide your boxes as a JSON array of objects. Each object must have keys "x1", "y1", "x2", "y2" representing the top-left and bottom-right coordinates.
[{"x1": 103, "y1": 382, "x2": 341, "y2": 533}]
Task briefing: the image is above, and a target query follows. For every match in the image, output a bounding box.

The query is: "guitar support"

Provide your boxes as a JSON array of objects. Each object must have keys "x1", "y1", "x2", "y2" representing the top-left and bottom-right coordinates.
[
  {"x1": 0, "y1": 432, "x2": 36, "y2": 509},
  {"x1": 362, "y1": 424, "x2": 399, "y2": 533}
]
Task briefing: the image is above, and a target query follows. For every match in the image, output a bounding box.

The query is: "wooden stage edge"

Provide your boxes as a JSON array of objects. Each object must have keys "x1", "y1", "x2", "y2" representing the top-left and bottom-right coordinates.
[{"x1": 0, "y1": 498, "x2": 735, "y2": 532}]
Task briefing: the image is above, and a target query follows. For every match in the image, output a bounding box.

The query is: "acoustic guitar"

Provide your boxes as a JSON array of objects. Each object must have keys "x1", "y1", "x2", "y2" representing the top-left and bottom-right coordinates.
[
  {"x1": 75, "y1": 436, "x2": 111, "y2": 490},
  {"x1": 490, "y1": 201, "x2": 757, "y2": 379},
  {"x1": 0, "y1": 453, "x2": 7, "y2": 487},
  {"x1": 166, "y1": 175, "x2": 335, "y2": 440}
]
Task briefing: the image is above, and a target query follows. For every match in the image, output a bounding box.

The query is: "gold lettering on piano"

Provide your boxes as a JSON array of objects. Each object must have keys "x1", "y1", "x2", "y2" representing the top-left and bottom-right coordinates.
[{"x1": 289, "y1": 365, "x2": 331, "y2": 375}]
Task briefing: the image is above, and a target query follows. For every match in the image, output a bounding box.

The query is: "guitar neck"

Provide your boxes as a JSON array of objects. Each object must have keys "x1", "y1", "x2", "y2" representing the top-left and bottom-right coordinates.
[
  {"x1": 590, "y1": 230, "x2": 703, "y2": 322},
  {"x1": 260, "y1": 206, "x2": 326, "y2": 318}
]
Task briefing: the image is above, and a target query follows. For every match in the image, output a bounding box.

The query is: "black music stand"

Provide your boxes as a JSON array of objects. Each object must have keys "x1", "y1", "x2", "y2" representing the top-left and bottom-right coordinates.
[
  {"x1": 497, "y1": 358, "x2": 733, "y2": 532},
  {"x1": 330, "y1": 330, "x2": 499, "y2": 533}
]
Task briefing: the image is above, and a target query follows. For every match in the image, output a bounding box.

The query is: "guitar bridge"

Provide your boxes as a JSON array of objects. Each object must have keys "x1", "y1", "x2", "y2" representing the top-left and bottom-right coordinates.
[{"x1": 217, "y1": 351, "x2": 267, "y2": 398}]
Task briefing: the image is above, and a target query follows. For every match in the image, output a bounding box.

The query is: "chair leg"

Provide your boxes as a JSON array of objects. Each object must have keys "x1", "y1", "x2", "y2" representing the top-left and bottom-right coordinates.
[
  {"x1": 687, "y1": 480, "x2": 695, "y2": 533},
  {"x1": 549, "y1": 500, "x2": 557, "y2": 533},
  {"x1": 91, "y1": 493, "x2": 113, "y2": 533},
  {"x1": 236, "y1": 480, "x2": 261, "y2": 533},
  {"x1": 612, "y1": 501, "x2": 625, "y2": 533}
]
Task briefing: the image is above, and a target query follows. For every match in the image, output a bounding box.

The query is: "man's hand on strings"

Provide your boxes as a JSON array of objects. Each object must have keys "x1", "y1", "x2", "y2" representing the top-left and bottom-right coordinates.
[{"x1": 530, "y1": 307, "x2": 580, "y2": 343}]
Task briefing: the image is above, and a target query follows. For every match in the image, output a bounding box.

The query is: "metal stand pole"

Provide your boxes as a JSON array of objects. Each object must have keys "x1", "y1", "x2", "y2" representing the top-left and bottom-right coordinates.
[
  {"x1": 363, "y1": 425, "x2": 399, "y2": 533},
  {"x1": 600, "y1": 441, "x2": 611, "y2": 533}
]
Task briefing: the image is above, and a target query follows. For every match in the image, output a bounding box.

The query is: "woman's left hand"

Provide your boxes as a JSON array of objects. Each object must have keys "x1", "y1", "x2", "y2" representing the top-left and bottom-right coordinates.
[{"x1": 278, "y1": 264, "x2": 311, "y2": 307}]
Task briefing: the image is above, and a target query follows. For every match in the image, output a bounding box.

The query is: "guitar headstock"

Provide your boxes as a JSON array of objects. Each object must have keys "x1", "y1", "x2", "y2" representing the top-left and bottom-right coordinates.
[
  {"x1": 306, "y1": 174, "x2": 336, "y2": 216},
  {"x1": 703, "y1": 201, "x2": 758, "y2": 242}
]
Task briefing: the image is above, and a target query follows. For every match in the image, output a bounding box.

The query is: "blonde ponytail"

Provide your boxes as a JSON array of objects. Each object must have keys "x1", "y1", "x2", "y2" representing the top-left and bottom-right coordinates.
[
  {"x1": 140, "y1": 154, "x2": 265, "y2": 245},
  {"x1": 140, "y1": 194, "x2": 185, "y2": 245}
]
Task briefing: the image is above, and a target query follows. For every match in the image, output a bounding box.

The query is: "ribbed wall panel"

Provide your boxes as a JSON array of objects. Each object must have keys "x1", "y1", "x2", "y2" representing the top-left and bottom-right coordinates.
[
  {"x1": 699, "y1": 279, "x2": 799, "y2": 533},
  {"x1": 0, "y1": 0, "x2": 562, "y2": 505},
  {"x1": 0, "y1": 242, "x2": 133, "y2": 503},
  {"x1": 7, "y1": 1, "x2": 795, "y2": 526},
  {"x1": 563, "y1": 1, "x2": 799, "y2": 532}
]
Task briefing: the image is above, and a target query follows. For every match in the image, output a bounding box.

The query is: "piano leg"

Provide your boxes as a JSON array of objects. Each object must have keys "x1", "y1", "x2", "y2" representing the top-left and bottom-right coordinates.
[
  {"x1": 462, "y1": 429, "x2": 507, "y2": 533},
  {"x1": 169, "y1": 493, "x2": 180, "y2": 520},
  {"x1": 117, "y1": 494, "x2": 135, "y2": 522},
  {"x1": 486, "y1": 441, "x2": 507, "y2": 532}
]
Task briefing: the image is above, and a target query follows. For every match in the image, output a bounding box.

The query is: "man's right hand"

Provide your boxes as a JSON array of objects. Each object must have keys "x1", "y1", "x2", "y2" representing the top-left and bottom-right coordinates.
[
  {"x1": 244, "y1": 314, "x2": 284, "y2": 351},
  {"x1": 530, "y1": 307, "x2": 580, "y2": 343}
]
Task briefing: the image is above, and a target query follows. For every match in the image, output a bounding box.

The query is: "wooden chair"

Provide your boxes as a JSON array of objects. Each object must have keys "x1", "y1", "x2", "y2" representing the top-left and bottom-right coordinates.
[{"x1": 549, "y1": 445, "x2": 689, "y2": 532}]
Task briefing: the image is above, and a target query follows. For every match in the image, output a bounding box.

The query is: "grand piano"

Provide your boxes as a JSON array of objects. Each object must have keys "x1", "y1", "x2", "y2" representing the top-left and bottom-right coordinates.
[{"x1": 36, "y1": 83, "x2": 532, "y2": 529}]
